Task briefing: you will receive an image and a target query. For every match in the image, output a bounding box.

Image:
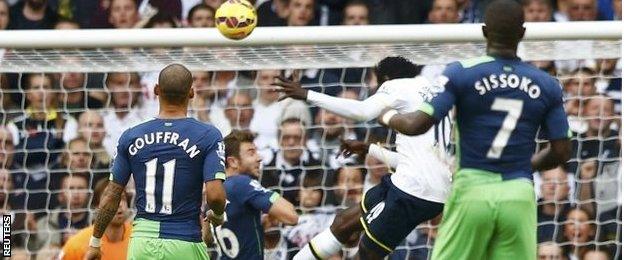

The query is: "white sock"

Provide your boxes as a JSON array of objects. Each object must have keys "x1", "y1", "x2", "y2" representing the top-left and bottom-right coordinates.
[{"x1": 293, "y1": 228, "x2": 343, "y2": 260}]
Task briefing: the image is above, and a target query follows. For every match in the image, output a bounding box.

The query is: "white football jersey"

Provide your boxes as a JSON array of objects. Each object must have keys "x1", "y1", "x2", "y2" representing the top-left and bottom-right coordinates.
[{"x1": 375, "y1": 77, "x2": 453, "y2": 203}]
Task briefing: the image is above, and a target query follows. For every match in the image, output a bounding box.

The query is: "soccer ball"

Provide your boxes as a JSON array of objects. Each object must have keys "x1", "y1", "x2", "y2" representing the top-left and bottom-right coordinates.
[{"x1": 215, "y1": 0, "x2": 257, "y2": 40}]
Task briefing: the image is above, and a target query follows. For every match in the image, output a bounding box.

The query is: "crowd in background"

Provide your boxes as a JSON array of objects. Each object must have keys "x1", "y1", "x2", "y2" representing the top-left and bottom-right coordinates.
[{"x1": 0, "y1": 0, "x2": 621, "y2": 259}]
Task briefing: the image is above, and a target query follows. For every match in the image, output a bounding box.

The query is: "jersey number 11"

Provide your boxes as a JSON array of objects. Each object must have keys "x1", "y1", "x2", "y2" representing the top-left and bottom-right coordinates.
[{"x1": 145, "y1": 158, "x2": 176, "y2": 215}]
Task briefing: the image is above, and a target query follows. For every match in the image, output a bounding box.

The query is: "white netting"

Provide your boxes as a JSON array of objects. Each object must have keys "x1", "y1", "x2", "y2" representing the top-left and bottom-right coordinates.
[{"x1": 0, "y1": 24, "x2": 620, "y2": 259}]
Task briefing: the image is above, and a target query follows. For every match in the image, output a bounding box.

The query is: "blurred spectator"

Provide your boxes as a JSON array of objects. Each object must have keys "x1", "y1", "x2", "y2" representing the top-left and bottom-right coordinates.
[
  {"x1": 331, "y1": 165, "x2": 364, "y2": 207},
  {"x1": 537, "y1": 241, "x2": 566, "y2": 260},
  {"x1": 427, "y1": 0, "x2": 460, "y2": 23},
  {"x1": 0, "y1": 0, "x2": 8, "y2": 30},
  {"x1": 54, "y1": 18, "x2": 80, "y2": 29},
  {"x1": 368, "y1": 0, "x2": 433, "y2": 24},
  {"x1": 363, "y1": 153, "x2": 390, "y2": 192},
  {"x1": 7, "y1": 73, "x2": 77, "y2": 169},
  {"x1": 564, "y1": 68, "x2": 597, "y2": 134},
  {"x1": 61, "y1": 179, "x2": 132, "y2": 260},
  {"x1": 57, "y1": 72, "x2": 104, "y2": 119},
  {"x1": 536, "y1": 166, "x2": 573, "y2": 243},
  {"x1": 250, "y1": 70, "x2": 311, "y2": 151},
  {"x1": 8, "y1": 0, "x2": 58, "y2": 29},
  {"x1": 204, "y1": 0, "x2": 225, "y2": 10},
  {"x1": 261, "y1": 118, "x2": 325, "y2": 204},
  {"x1": 28, "y1": 173, "x2": 91, "y2": 252},
  {"x1": 583, "y1": 249, "x2": 610, "y2": 260},
  {"x1": 286, "y1": 0, "x2": 316, "y2": 26},
  {"x1": 109, "y1": 0, "x2": 140, "y2": 28},
  {"x1": 102, "y1": 72, "x2": 146, "y2": 156},
  {"x1": 0, "y1": 73, "x2": 20, "y2": 121},
  {"x1": 0, "y1": 168, "x2": 30, "y2": 250},
  {"x1": 0, "y1": 126, "x2": 14, "y2": 170},
  {"x1": 77, "y1": 111, "x2": 110, "y2": 169},
  {"x1": 421, "y1": 0, "x2": 458, "y2": 82},
  {"x1": 263, "y1": 214, "x2": 290, "y2": 259},
  {"x1": 614, "y1": 0, "x2": 622, "y2": 20},
  {"x1": 310, "y1": 107, "x2": 357, "y2": 168},
  {"x1": 565, "y1": 0, "x2": 598, "y2": 21},
  {"x1": 257, "y1": 0, "x2": 289, "y2": 26},
  {"x1": 569, "y1": 95, "x2": 619, "y2": 171},
  {"x1": 562, "y1": 207, "x2": 597, "y2": 260},
  {"x1": 286, "y1": 173, "x2": 335, "y2": 252},
  {"x1": 137, "y1": 0, "x2": 183, "y2": 22},
  {"x1": 143, "y1": 11, "x2": 178, "y2": 28},
  {"x1": 522, "y1": 0, "x2": 553, "y2": 22},
  {"x1": 214, "y1": 91, "x2": 255, "y2": 136},
  {"x1": 597, "y1": 204, "x2": 621, "y2": 259},
  {"x1": 342, "y1": 0, "x2": 368, "y2": 25},
  {"x1": 186, "y1": 3, "x2": 215, "y2": 27},
  {"x1": 531, "y1": 60, "x2": 558, "y2": 76}
]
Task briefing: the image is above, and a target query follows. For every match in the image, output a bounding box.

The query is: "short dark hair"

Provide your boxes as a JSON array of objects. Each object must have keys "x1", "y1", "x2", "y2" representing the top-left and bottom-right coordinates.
[
  {"x1": 54, "y1": 18, "x2": 80, "y2": 29},
  {"x1": 521, "y1": 0, "x2": 552, "y2": 8},
  {"x1": 158, "y1": 64, "x2": 193, "y2": 105},
  {"x1": 484, "y1": 0, "x2": 525, "y2": 46},
  {"x1": 224, "y1": 130, "x2": 256, "y2": 167},
  {"x1": 188, "y1": 4, "x2": 215, "y2": 21},
  {"x1": 344, "y1": 0, "x2": 368, "y2": 13},
  {"x1": 375, "y1": 56, "x2": 422, "y2": 84},
  {"x1": 145, "y1": 12, "x2": 178, "y2": 28}
]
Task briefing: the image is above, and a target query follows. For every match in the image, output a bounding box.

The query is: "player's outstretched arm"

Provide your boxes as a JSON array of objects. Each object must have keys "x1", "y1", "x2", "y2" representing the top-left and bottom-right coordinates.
[
  {"x1": 338, "y1": 139, "x2": 399, "y2": 168},
  {"x1": 268, "y1": 197, "x2": 298, "y2": 225},
  {"x1": 204, "y1": 180, "x2": 227, "y2": 225},
  {"x1": 378, "y1": 109, "x2": 435, "y2": 136},
  {"x1": 531, "y1": 139, "x2": 571, "y2": 171},
  {"x1": 85, "y1": 181, "x2": 125, "y2": 260},
  {"x1": 273, "y1": 75, "x2": 389, "y2": 122}
]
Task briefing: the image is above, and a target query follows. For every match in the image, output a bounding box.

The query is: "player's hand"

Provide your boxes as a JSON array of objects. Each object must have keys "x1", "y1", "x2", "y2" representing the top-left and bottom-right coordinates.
[
  {"x1": 201, "y1": 219, "x2": 215, "y2": 246},
  {"x1": 273, "y1": 70, "x2": 307, "y2": 101},
  {"x1": 84, "y1": 246, "x2": 101, "y2": 260},
  {"x1": 206, "y1": 210, "x2": 226, "y2": 226},
  {"x1": 338, "y1": 139, "x2": 369, "y2": 159}
]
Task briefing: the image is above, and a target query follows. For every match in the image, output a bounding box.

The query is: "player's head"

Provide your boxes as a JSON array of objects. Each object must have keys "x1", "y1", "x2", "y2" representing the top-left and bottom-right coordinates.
[
  {"x1": 374, "y1": 56, "x2": 421, "y2": 86},
  {"x1": 482, "y1": 0, "x2": 525, "y2": 50},
  {"x1": 155, "y1": 63, "x2": 194, "y2": 107},
  {"x1": 94, "y1": 179, "x2": 130, "y2": 226},
  {"x1": 224, "y1": 130, "x2": 262, "y2": 177}
]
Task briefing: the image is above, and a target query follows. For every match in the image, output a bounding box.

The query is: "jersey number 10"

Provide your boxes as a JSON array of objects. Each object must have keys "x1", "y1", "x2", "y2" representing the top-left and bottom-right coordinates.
[
  {"x1": 487, "y1": 98, "x2": 524, "y2": 159},
  {"x1": 144, "y1": 158, "x2": 176, "y2": 215}
]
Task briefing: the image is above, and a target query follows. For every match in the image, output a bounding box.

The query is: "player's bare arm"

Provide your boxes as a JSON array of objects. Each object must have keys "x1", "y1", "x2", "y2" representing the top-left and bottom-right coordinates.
[
  {"x1": 531, "y1": 139, "x2": 571, "y2": 171},
  {"x1": 204, "y1": 180, "x2": 227, "y2": 226},
  {"x1": 378, "y1": 108, "x2": 435, "y2": 136},
  {"x1": 85, "y1": 181, "x2": 125, "y2": 260},
  {"x1": 268, "y1": 197, "x2": 299, "y2": 225}
]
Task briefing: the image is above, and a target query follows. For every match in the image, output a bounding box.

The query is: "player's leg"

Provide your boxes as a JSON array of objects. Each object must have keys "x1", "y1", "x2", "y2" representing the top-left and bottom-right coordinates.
[
  {"x1": 294, "y1": 192, "x2": 366, "y2": 259},
  {"x1": 486, "y1": 179, "x2": 537, "y2": 260},
  {"x1": 431, "y1": 169, "x2": 500, "y2": 260},
  {"x1": 357, "y1": 176, "x2": 444, "y2": 260}
]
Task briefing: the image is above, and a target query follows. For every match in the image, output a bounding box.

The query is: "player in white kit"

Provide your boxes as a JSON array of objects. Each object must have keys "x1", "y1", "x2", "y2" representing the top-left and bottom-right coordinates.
[{"x1": 274, "y1": 57, "x2": 453, "y2": 259}]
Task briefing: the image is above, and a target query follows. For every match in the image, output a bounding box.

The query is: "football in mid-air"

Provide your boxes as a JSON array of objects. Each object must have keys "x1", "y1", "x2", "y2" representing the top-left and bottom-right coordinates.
[{"x1": 215, "y1": 0, "x2": 257, "y2": 40}]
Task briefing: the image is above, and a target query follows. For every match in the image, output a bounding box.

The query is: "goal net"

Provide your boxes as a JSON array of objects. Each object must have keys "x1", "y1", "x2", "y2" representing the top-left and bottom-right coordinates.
[{"x1": 0, "y1": 21, "x2": 620, "y2": 259}]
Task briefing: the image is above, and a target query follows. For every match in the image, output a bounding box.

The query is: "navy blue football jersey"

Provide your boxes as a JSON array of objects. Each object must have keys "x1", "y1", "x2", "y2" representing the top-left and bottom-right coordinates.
[
  {"x1": 111, "y1": 118, "x2": 225, "y2": 242},
  {"x1": 422, "y1": 56, "x2": 570, "y2": 180},
  {"x1": 215, "y1": 174, "x2": 279, "y2": 259}
]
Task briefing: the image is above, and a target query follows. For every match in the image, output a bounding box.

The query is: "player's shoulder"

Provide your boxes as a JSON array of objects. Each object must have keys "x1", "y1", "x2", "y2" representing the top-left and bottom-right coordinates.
[
  {"x1": 184, "y1": 118, "x2": 223, "y2": 138},
  {"x1": 455, "y1": 56, "x2": 497, "y2": 70}
]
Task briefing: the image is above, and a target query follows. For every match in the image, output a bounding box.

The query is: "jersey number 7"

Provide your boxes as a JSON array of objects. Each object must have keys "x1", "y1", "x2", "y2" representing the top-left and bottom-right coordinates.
[{"x1": 487, "y1": 98, "x2": 524, "y2": 159}]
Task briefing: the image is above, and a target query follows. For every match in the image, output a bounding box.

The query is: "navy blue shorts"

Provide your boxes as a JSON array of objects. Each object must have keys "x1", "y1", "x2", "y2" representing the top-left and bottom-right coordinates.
[{"x1": 359, "y1": 175, "x2": 444, "y2": 256}]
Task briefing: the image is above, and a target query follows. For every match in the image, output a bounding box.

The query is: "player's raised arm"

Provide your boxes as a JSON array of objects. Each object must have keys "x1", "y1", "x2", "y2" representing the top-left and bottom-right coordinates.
[{"x1": 274, "y1": 57, "x2": 421, "y2": 122}]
